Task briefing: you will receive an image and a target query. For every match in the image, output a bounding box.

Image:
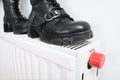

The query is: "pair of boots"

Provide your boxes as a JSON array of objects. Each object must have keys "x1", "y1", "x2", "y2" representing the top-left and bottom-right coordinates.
[{"x1": 2, "y1": 0, "x2": 93, "y2": 45}]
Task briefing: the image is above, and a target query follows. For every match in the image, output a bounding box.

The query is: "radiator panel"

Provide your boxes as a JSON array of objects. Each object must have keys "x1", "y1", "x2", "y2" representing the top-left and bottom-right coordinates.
[
  {"x1": 3, "y1": 41, "x2": 76, "y2": 80},
  {"x1": 0, "y1": 32, "x2": 101, "y2": 80}
]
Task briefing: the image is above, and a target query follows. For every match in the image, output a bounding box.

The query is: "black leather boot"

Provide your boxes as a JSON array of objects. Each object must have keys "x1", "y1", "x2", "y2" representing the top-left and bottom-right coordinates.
[
  {"x1": 28, "y1": 0, "x2": 93, "y2": 45},
  {"x1": 3, "y1": 0, "x2": 28, "y2": 34}
]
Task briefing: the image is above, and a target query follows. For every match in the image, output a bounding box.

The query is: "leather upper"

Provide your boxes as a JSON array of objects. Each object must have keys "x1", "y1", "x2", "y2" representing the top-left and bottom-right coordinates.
[
  {"x1": 29, "y1": 0, "x2": 91, "y2": 37},
  {"x1": 41, "y1": 19, "x2": 91, "y2": 36}
]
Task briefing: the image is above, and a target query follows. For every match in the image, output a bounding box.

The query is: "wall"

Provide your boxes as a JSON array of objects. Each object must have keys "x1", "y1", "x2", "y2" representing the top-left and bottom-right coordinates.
[{"x1": 1, "y1": 0, "x2": 120, "y2": 80}]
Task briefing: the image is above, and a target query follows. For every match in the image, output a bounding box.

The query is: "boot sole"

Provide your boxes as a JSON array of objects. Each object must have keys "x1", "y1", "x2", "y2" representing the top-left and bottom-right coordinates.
[
  {"x1": 40, "y1": 31, "x2": 93, "y2": 45},
  {"x1": 4, "y1": 22, "x2": 28, "y2": 34},
  {"x1": 28, "y1": 26, "x2": 93, "y2": 45}
]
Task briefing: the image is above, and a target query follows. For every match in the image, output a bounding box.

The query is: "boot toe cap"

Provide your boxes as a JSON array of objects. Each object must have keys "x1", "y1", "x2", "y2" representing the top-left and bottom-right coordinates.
[
  {"x1": 43, "y1": 21, "x2": 91, "y2": 36},
  {"x1": 59, "y1": 21, "x2": 91, "y2": 34}
]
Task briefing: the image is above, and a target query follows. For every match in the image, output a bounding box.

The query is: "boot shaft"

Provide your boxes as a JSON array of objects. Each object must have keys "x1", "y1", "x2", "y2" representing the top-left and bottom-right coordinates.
[
  {"x1": 30, "y1": 0, "x2": 49, "y2": 17},
  {"x1": 2, "y1": 0, "x2": 17, "y2": 18},
  {"x1": 29, "y1": 0, "x2": 52, "y2": 26},
  {"x1": 30, "y1": 0, "x2": 63, "y2": 16},
  {"x1": 2, "y1": 0, "x2": 23, "y2": 22},
  {"x1": 29, "y1": 0, "x2": 70, "y2": 26}
]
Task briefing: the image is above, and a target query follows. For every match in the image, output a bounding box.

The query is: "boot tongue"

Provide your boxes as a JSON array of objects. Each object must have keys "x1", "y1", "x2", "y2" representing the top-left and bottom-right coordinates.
[{"x1": 46, "y1": 0, "x2": 60, "y2": 9}]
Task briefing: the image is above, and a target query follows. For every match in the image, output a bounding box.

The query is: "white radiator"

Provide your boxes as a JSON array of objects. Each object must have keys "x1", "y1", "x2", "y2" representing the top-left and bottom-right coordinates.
[{"x1": 0, "y1": 30, "x2": 104, "y2": 80}]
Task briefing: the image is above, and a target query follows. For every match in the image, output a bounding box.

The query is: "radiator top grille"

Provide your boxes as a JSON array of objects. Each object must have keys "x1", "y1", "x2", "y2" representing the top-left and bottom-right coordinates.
[{"x1": 63, "y1": 41, "x2": 91, "y2": 50}]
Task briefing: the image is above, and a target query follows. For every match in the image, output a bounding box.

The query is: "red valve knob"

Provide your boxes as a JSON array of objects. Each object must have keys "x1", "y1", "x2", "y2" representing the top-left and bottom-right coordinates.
[{"x1": 89, "y1": 52, "x2": 105, "y2": 69}]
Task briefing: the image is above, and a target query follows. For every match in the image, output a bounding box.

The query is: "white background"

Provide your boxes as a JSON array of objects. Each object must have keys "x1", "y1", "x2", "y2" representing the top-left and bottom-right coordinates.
[{"x1": 1, "y1": 0, "x2": 120, "y2": 80}]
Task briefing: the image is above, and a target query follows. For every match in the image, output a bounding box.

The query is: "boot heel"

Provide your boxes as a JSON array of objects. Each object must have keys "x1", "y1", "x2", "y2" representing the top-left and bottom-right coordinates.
[
  {"x1": 4, "y1": 22, "x2": 13, "y2": 32},
  {"x1": 28, "y1": 26, "x2": 39, "y2": 38}
]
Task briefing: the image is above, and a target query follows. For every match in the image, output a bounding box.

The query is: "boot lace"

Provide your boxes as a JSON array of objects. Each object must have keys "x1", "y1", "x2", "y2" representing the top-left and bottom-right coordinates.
[{"x1": 14, "y1": 1, "x2": 26, "y2": 20}]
